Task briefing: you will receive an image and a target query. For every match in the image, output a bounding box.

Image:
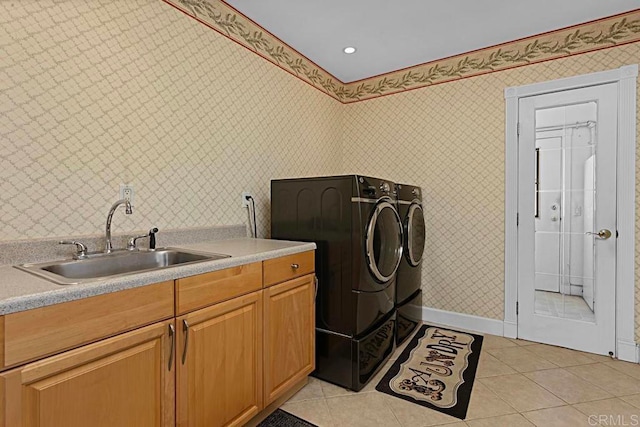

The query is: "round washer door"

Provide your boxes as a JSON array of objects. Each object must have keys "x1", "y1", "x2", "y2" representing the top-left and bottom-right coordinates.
[
  {"x1": 405, "y1": 203, "x2": 426, "y2": 267},
  {"x1": 365, "y1": 199, "x2": 403, "y2": 282}
]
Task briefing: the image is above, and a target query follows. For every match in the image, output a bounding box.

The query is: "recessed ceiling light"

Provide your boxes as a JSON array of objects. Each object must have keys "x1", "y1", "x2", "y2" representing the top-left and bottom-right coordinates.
[{"x1": 343, "y1": 46, "x2": 357, "y2": 54}]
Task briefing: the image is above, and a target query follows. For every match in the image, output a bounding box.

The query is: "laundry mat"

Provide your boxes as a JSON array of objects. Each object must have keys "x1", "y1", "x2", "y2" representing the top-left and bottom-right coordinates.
[
  {"x1": 258, "y1": 409, "x2": 317, "y2": 427},
  {"x1": 376, "y1": 325, "x2": 483, "y2": 420}
]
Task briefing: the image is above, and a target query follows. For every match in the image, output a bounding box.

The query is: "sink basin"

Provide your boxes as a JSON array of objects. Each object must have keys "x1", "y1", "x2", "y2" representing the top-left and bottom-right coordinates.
[{"x1": 16, "y1": 248, "x2": 230, "y2": 285}]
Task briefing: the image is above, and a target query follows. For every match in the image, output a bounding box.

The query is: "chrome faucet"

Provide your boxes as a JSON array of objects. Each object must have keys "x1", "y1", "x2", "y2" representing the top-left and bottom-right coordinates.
[{"x1": 105, "y1": 199, "x2": 133, "y2": 253}]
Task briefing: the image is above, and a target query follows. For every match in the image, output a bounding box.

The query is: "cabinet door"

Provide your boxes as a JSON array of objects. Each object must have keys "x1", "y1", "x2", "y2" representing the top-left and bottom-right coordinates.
[
  {"x1": 0, "y1": 320, "x2": 176, "y2": 427},
  {"x1": 177, "y1": 291, "x2": 263, "y2": 427},
  {"x1": 264, "y1": 274, "x2": 315, "y2": 405}
]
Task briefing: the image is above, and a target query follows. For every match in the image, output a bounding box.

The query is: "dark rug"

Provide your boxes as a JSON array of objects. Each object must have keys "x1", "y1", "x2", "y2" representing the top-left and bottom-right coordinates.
[
  {"x1": 375, "y1": 324, "x2": 483, "y2": 420},
  {"x1": 258, "y1": 409, "x2": 318, "y2": 427}
]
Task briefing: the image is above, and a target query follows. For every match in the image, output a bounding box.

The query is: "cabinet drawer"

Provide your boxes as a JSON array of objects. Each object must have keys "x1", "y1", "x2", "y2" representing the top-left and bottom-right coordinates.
[
  {"x1": 175, "y1": 262, "x2": 262, "y2": 315},
  {"x1": 263, "y1": 251, "x2": 314, "y2": 287},
  {"x1": 1, "y1": 281, "x2": 174, "y2": 369}
]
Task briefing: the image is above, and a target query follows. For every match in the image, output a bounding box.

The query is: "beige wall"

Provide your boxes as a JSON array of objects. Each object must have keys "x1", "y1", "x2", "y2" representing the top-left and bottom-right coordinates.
[
  {"x1": 0, "y1": 0, "x2": 342, "y2": 241},
  {"x1": 341, "y1": 42, "x2": 640, "y2": 341},
  {"x1": 1, "y1": 1, "x2": 639, "y2": 342}
]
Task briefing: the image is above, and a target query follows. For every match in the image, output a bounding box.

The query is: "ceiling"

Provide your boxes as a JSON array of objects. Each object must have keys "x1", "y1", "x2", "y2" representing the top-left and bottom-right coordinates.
[{"x1": 224, "y1": 1, "x2": 640, "y2": 83}]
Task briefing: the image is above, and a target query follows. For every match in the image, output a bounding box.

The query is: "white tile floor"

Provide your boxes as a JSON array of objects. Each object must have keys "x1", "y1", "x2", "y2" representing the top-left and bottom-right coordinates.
[
  {"x1": 534, "y1": 290, "x2": 595, "y2": 322},
  {"x1": 281, "y1": 325, "x2": 640, "y2": 426}
]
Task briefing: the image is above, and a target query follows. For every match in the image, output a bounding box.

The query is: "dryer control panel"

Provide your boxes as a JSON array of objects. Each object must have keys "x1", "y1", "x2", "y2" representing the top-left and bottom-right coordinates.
[
  {"x1": 396, "y1": 183, "x2": 423, "y2": 203},
  {"x1": 357, "y1": 175, "x2": 395, "y2": 199}
]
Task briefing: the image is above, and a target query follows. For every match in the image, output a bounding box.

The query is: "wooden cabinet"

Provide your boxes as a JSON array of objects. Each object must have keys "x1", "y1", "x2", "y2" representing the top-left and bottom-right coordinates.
[
  {"x1": 263, "y1": 274, "x2": 315, "y2": 405},
  {"x1": 177, "y1": 291, "x2": 263, "y2": 427},
  {"x1": 0, "y1": 320, "x2": 175, "y2": 427}
]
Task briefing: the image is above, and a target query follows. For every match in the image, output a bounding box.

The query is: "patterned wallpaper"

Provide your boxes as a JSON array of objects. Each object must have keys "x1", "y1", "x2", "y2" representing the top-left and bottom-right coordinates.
[
  {"x1": 341, "y1": 42, "x2": 640, "y2": 341},
  {"x1": 0, "y1": 0, "x2": 342, "y2": 241}
]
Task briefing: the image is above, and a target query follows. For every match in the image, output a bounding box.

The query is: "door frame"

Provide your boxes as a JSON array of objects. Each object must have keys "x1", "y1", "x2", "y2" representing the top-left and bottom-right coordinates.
[{"x1": 503, "y1": 64, "x2": 638, "y2": 362}]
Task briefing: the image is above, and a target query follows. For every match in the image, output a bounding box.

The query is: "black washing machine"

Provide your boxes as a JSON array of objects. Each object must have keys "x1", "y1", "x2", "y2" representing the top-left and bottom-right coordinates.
[
  {"x1": 271, "y1": 175, "x2": 402, "y2": 391},
  {"x1": 395, "y1": 184, "x2": 426, "y2": 345}
]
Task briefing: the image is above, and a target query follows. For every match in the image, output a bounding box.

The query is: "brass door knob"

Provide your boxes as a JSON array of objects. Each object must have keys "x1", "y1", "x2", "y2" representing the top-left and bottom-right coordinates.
[{"x1": 586, "y1": 229, "x2": 612, "y2": 240}]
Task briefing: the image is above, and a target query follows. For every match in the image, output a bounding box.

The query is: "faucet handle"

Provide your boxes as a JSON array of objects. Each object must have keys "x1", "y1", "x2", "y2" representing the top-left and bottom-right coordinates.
[{"x1": 59, "y1": 240, "x2": 88, "y2": 259}]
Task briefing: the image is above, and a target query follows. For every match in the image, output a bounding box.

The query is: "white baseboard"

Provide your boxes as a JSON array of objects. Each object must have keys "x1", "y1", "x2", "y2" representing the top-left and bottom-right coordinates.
[
  {"x1": 503, "y1": 321, "x2": 518, "y2": 339},
  {"x1": 421, "y1": 307, "x2": 504, "y2": 337},
  {"x1": 617, "y1": 340, "x2": 639, "y2": 363},
  {"x1": 421, "y1": 307, "x2": 639, "y2": 363}
]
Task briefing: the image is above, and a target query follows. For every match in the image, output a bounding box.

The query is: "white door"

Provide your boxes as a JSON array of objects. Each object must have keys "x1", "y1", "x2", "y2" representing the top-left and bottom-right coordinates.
[{"x1": 517, "y1": 83, "x2": 617, "y2": 355}]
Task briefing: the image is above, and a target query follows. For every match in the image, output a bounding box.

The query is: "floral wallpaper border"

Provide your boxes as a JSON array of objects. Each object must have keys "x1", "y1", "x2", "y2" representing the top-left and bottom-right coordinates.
[
  {"x1": 164, "y1": 0, "x2": 640, "y2": 103},
  {"x1": 162, "y1": 0, "x2": 343, "y2": 101}
]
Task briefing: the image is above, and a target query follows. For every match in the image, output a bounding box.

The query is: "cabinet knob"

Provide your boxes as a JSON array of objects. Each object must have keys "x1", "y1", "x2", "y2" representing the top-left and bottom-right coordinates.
[{"x1": 291, "y1": 263, "x2": 300, "y2": 269}]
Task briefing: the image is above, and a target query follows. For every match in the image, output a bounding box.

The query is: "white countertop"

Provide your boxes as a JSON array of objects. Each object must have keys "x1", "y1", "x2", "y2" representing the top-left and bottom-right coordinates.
[{"x1": 0, "y1": 238, "x2": 316, "y2": 315}]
